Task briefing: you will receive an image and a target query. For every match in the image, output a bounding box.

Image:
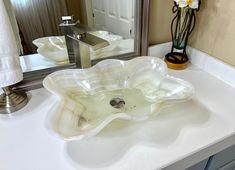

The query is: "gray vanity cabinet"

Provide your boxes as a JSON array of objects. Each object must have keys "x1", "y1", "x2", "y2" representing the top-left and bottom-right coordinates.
[
  {"x1": 206, "y1": 145, "x2": 235, "y2": 170},
  {"x1": 186, "y1": 144, "x2": 235, "y2": 170},
  {"x1": 186, "y1": 159, "x2": 209, "y2": 170}
]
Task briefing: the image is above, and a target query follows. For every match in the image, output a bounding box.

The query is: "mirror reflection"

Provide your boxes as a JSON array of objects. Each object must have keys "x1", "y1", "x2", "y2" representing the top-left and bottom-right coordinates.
[{"x1": 9, "y1": 0, "x2": 135, "y2": 72}]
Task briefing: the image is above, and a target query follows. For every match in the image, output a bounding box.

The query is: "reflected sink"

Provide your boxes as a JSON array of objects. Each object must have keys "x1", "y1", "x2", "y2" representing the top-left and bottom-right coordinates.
[
  {"x1": 90, "y1": 39, "x2": 134, "y2": 60},
  {"x1": 43, "y1": 57, "x2": 194, "y2": 140},
  {"x1": 89, "y1": 30, "x2": 123, "y2": 43},
  {"x1": 88, "y1": 31, "x2": 133, "y2": 59},
  {"x1": 33, "y1": 36, "x2": 69, "y2": 62}
]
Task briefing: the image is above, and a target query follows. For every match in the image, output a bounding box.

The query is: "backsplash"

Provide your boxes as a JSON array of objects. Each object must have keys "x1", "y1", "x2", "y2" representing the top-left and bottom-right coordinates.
[{"x1": 149, "y1": 43, "x2": 235, "y2": 89}]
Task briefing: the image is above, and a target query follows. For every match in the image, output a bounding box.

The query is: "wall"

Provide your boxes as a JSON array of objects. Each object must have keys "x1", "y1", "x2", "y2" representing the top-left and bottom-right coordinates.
[
  {"x1": 189, "y1": 0, "x2": 235, "y2": 66},
  {"x1": 80, "y1": 0, "x2": 94, "y2": 28},
  {"x1": 149, "y1": 0, "x2": 235, "y2": 66},
  {"x1": 149, "y1": 0, "x2": 173, "y2": 45},
  {"x1": 65, "y1": 0, "x2": 83, "y2": 23},
  {"x1": 65, "y1": 0, "x2": 93, "y2": 28}
]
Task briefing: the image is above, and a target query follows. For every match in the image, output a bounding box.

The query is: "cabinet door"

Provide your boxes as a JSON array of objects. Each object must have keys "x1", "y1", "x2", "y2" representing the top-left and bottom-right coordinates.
[
  {"x1": 218, "y1": 159, "x2": 235, "y2": 170},
  {"x1": 207, "y1": 145, "x2": 235, "y2": 170},
  {"x1": 186, "y1": 159, "x2": 209, "y2": 170}
]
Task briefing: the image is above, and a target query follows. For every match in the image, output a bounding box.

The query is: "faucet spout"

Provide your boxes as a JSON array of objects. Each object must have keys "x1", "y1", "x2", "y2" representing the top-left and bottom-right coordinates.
[
  {"x1": 60, "y1": 15, "x2": 108, "y2": 67},
  {"x1": 77, "y1": 33, "x2": 109, "y2": 68}
]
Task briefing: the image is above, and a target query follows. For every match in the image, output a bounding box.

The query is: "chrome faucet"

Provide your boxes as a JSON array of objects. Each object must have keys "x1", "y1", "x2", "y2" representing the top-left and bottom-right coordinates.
[
  {"x1": 74, "y1": 32, "x2": 109, "y2": 68},
  {"x1": 60, "y1": 16, "x2": 80, "y2": 63}
]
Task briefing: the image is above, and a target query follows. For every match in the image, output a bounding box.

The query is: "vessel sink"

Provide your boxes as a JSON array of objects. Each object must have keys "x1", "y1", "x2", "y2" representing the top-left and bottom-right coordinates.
[
  {"x1": 33, "y1": 36, "x2": 69, "y2": 62},
  {"x1": 43, "y1": 57, "x2": 194, "y2": 140}
]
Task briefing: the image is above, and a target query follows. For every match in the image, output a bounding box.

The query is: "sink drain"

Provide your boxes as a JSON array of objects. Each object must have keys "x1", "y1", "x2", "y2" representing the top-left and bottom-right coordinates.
[{"x1": 110, "y1": 98, "x2": 125, "y2": 109}]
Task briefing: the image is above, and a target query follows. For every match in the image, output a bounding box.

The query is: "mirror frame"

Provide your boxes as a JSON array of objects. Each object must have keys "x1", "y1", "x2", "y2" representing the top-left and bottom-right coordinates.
[{"x1": 15, "y1": 0, "x2": 150, "y2": 91}]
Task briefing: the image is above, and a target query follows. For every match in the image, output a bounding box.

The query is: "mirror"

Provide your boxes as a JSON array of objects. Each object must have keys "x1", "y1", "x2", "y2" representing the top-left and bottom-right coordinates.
[{"x1": 11, "y1": 0, "x2": 150, "y2": 90}]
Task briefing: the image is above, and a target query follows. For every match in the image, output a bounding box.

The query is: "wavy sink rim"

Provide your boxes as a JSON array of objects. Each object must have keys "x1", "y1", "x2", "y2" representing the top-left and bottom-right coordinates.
[{"x1": 43, "y1": 56, "x2": 194, "y2": 140}]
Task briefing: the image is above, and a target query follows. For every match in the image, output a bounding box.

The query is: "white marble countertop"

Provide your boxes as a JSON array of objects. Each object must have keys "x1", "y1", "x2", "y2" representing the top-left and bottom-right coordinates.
[
  {"x1": 1, "y1": 61, "x2": 235, "y2": 170},
  {"x1": 19, "y1": 53, "x2": 68, "y2": 73},
  {"x1": 2, "y1": 42, "x2": 235, "y2": 170}
]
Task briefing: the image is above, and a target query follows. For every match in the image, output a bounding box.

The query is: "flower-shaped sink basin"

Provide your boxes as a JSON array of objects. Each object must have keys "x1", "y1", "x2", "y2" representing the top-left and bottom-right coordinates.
[{"x1": 43, "y1": 57, "x2": 194, "y2": 140}]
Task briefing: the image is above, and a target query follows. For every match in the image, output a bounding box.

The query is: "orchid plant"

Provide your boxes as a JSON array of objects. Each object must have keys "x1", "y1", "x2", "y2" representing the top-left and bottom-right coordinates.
[
  {"x1": 174, "y1": 0, "x2": 199, "y2": 9},
  {"x1": 165, "y1": 0, "x2": 201, "y2": 68},
  {"x1": 171, "y1": 0, "x2": 200, "y2": 49}
]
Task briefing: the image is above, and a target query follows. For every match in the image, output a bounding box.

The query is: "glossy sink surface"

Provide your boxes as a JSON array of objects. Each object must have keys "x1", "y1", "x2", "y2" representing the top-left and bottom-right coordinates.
[
  {"x1": 43, "y1": 57, "x2": 194, "y2": 140},
  {"x1": 33, "y1": 36, "x2": 69, "y2": 62},
  {"x1": 89, "y1": 30, "x2": 123, "y2": 43}
]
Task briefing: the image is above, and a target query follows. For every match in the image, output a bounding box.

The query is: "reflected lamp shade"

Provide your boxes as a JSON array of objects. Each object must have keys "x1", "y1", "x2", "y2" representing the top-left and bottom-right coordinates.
[{"x1": 0, "y1": 0, "x2": 23, "y2": 88}]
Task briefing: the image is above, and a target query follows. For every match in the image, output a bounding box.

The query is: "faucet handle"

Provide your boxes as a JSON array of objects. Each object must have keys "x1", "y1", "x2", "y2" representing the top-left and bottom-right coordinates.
[
  {"x1": 62, "y1": 16, "x2": 73, "y2": 23},
  {"x1": 76, "y1": 32, "x2": 86, "y2": 40},
  {"x1": 60, "y1": 15, "x2": 80, "y2": 26}
]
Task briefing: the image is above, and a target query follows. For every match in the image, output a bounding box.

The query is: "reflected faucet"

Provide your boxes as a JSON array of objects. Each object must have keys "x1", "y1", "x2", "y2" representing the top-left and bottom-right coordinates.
[{"x1": 60, "y1": 16, "x2": 109, "y2": 68}]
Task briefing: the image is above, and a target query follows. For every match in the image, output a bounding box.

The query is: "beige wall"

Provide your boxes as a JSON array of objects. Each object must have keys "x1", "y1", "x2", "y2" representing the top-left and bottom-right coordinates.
[
  {"x1": 149, "y1": 0, "x2": 173, "y2": 45},
  {"x1": 149, "y1": 0, "x2": 235, "y2": 66},
  {"x1": 65, "y1": 0, "x2": 93, "y2": 28},
  {"x1": 65, "y1": 0, "x2": 83, "y2": 23},
  {"x1": 190, "y1": 0, "x2": 235, "y2": 66}
]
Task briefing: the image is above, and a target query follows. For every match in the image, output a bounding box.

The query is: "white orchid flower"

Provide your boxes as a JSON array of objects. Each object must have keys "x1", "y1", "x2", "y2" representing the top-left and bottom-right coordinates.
[
  {"x1": 188, "y1": 0, "x2": 199, "y2": 9},
  {"x1": 174, "y1": 0, "x2": 187, "y2": 8},
  {"x1": 174, "y1": 0, "x2": 199, "y2": 9}
]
